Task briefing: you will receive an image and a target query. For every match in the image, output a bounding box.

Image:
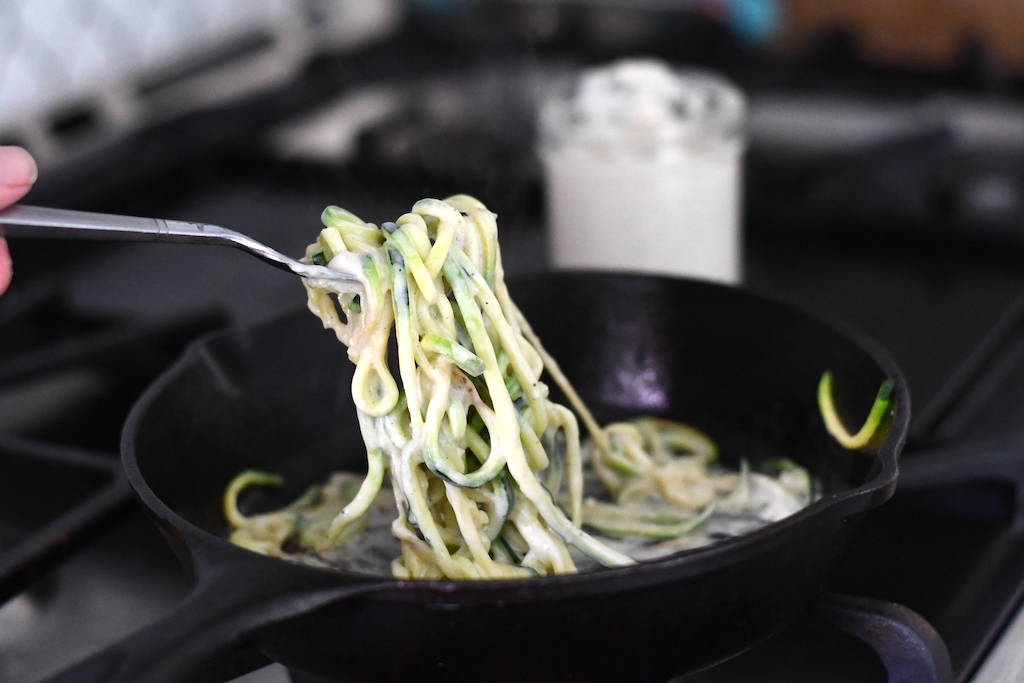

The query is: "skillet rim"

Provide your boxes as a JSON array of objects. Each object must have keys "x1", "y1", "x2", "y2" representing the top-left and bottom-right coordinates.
[{"x1": 121, "y1": 271, "x2": 909, "y2": 597}]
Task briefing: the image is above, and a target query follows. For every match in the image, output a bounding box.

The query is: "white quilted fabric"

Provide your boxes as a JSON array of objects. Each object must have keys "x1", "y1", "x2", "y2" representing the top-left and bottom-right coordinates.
[
  {"x1": 1, "y1": 0, "x2": 289, "y2": 125},
  {"x1": 0, "y1": 0, "x2": 401, "y2": 165}
]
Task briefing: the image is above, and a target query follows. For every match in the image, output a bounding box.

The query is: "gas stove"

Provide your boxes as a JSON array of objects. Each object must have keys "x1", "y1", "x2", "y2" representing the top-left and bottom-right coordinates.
[{"x1": 4, "y1": 6, "x2": 1024, "y2": 682}]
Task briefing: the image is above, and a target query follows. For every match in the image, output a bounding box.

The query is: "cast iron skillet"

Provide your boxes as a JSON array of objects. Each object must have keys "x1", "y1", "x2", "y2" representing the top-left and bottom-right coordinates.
[{"x1": 45, "y1": 272, "x2": 909, "y2": 683}]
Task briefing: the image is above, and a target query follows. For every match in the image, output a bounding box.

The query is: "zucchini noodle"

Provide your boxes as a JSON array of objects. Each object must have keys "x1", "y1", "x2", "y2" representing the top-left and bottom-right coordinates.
[{"x1": 223, "y1": 196, "x2": 822, "y2": 579}]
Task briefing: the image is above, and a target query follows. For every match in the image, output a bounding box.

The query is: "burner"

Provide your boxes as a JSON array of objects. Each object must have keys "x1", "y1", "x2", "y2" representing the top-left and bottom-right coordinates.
[{"x1": 0, "y1": 282, "x2": 225, "y2": 681}]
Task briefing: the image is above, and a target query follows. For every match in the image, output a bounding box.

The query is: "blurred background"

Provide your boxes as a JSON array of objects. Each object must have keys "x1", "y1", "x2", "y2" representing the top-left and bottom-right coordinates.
[
  {"x1": 6, "y1": 0, "x2": 1024, "y2": 328},
  {"x1": 4, "y1": 1, "x2": 1024, "y2": 681},
  {"x1": 7, "y1": 0, "x2": 1024, "y2": 280}
]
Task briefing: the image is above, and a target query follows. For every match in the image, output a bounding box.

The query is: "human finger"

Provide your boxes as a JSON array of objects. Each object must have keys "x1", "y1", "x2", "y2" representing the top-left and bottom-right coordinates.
[
  {"x1": 0, "y1": 238, "x2": 11, "y2": 295},
  {"x1": 0, "y1": 146, "x2": 37, "y2": 294},
  {"x1": 0, "y1": 146, "x2": 38, "y2": 208}
]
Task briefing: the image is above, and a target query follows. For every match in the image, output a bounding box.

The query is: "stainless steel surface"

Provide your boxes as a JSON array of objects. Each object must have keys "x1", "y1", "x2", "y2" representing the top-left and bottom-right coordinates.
[
  {"x1": 228, "y1": 665, "x2": 290, "y2": 683},
  {"x1": 0, "y1": 205, "x2": 361, "y2": 288},
  {"x1": 972, "y1": 603, "x2": 1024, "y2": 683}
]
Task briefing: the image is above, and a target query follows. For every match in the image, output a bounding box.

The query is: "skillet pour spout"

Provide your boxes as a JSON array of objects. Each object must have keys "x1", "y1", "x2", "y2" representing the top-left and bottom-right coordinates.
[{"x1": 44, "y1": 272, "x2": 908, "y2": 683}]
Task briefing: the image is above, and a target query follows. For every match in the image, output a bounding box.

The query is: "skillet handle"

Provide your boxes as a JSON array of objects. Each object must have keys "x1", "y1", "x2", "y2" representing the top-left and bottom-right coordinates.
[
  {"x1": 813, "y1": 593, "x2": 953, "y2": 683},
  {"x1": 38, "y1": 564, "x2": 377, "y2": 683}
]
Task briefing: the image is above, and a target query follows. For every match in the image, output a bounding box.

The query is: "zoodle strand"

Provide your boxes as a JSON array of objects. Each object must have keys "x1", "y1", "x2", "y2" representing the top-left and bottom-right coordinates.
[
  {"x1": 303, "y1": 195, "x2": 629, "y2": 578},
  {"x1": 223, "y1": 196, "x2": 842, "y2": 579}
]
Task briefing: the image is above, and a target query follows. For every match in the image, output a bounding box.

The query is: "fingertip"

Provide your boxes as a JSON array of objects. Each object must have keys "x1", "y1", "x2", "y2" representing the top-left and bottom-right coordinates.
[
  {"x1": 0, "y1": 145, "x2": 38, "y2": 190},
  {"x1": 0, "y1": 237, "x2": 11, "y2": 296},
  {"x1": 0, "y1": 184, "x2": 32, "y2": 207}
]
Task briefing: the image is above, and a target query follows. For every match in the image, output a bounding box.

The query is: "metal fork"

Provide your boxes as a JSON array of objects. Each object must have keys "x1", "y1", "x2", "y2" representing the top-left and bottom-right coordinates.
[{"x1": 0, "y1": 204, "x2": 363, "y2": 292}]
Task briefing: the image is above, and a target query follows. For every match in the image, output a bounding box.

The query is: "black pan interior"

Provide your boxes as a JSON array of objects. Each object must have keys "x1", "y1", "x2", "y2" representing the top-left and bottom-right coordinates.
[{"x1": 132, "y1": 272, "x2": 903, "y2": 555}]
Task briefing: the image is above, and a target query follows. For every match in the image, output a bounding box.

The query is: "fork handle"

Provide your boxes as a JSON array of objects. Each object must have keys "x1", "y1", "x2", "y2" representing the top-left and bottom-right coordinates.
[
  {"x1": 0, "y1": 204, "x2": 362, "y2": 288},
  {"x1": 0, "y1": 204, "x2": 239, "y2": 246}
]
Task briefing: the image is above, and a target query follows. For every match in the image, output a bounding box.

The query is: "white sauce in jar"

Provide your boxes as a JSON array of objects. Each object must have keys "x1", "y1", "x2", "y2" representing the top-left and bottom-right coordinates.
[{"x1": 540, "y1": 59, "x2": 747, "y2": 284}]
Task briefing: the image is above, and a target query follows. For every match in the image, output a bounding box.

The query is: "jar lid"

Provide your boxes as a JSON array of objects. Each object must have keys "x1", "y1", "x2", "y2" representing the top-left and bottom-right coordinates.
[{"x1": 540, "y1": 59, "x2": 747, "y2": 160}]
